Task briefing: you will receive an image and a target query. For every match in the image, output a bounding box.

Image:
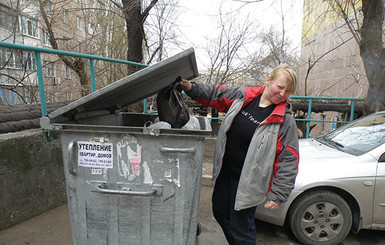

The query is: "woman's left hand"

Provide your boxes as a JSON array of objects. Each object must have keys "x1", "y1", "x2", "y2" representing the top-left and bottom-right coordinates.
[
  {"x1": 180, "y1": 79, "x2": 192, "y2": 92},
  {"x1": 264, "y1": 200, "x2": 279, "y2": 210}
]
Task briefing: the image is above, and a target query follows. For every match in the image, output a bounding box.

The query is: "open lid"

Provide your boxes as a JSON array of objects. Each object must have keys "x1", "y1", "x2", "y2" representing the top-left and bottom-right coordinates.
[{"x1": 46, "y1": 48, "x2": 198, "y2": 122}]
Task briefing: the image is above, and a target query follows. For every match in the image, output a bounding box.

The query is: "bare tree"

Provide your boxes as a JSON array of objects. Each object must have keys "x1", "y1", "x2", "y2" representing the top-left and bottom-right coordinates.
[
  {"x1": 2, "y1": 0, "x2": 181, "y2": 104},
  {"x1": 301, "y1": 35, "x2": 354, "y2": 95},
  {"x1": 111, "y1": 0, "x2": 159, "y2": 74},
  {"x1": 246, "y1": 0, "x2": 300, "y2": 83},
  {"x1": 0, "y1": 0, "x2": 41, "y2": 104},
  {"x1": 202, "y1": 4, "x2": 257, "y2": 86},
  {"x1": 303, "y1": 0, "x2": 385, "y2": 114},
  {"x1": 37, "y1": 0, "x2": 125, "y2": 96},
  {"x1": 250, "y1": 26, "x2": 299, "y2": 82},
  {"x1": 357, "y1": 0, "x2": 385, "y2": 114},
  {"x1": 144, "y1": 0, "x2": 180, "y2": 64}
]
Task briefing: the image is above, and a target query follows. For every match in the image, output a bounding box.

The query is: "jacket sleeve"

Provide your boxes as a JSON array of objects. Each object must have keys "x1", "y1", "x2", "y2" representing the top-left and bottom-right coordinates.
[
  {"x1": 267, "y1": 113, "x2": 299, "y2": 204},
  {"x1": 186, "y1": 82, "x2": 244, "y2": 113}
]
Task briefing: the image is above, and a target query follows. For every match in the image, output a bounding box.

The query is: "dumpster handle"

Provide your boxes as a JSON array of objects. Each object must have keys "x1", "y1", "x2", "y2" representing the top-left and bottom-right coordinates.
[
  {"x1": 94, "y1": 185, "x2": 159, "y2": 196},
  {"x1": 159, "y1": 147, "x2": 196, "y2": 154},
  {"x1": 68, "y1": 141, "x2": 77, "y2": 175}
]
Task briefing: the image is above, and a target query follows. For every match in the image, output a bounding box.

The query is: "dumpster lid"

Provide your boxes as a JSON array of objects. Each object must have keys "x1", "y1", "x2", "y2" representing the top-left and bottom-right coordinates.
[{"x1": 47, "y1": 48, "x2": 198, "y2": 121}]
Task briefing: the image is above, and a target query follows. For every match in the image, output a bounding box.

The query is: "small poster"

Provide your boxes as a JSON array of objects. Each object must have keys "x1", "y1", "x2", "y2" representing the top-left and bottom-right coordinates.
[{"x1": 78, "y1": 141, "x2": 113, "y2": 168}]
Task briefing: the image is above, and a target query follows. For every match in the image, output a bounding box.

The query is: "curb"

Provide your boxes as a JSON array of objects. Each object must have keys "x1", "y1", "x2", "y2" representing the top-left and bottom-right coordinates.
[{"x1": 202, "y1": 174, "x2": 214, "y2": 186}]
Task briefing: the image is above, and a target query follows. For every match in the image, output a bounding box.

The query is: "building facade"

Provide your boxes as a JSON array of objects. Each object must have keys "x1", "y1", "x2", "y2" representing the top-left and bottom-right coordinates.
[
  {"x1": 297, "y1": 0, "x2": 368, "y2": 136},
  {"x1": 0, "y1": 0, "x2": 114, "y2": 106},
  {"x1": 299, "y1": 0, "x2": 368, "y2": 98}
]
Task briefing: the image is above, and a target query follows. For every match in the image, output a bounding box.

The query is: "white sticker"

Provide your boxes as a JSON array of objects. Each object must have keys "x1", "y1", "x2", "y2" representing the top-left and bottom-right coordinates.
[
  {"x1": 164, "y1": 170, "x2": 172, "y2": 178},
  {"x1": 91, "y1": 168, "x2": 103, "y2": 175},
  {"x1": 78, "y1": 141, "x2": 113, "y2": 168}
]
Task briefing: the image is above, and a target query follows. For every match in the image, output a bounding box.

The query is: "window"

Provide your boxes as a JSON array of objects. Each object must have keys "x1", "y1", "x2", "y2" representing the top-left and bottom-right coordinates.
[
  {"x1": 97, "y1": 1, "x2": 105, "y2": 9},
  {"x1": 76, "y1": 16, "x2": 82, "y2": 30},
  {"x1": 1, "y1": 48, "x2": 32, "y2": 70},
  {"x1": 0, "y1": 4, "x2": 18, "y2": 30},
  {"x1": 47, "y1": 92, "x2": 57, "y2": 103},
  {"x1": 52, "y1": 77, "x2": 60, "y2": 85},
  {"x1": 65, "y1": 65, "x2": 71, "y2": 78},
  {"x1": 87, "y1": 0, "x2": 94, "y2": 10},
  {"x1": 88, "y1": 22, "x2": 95, "y2": 35},
  {"x1": 320, "y1": 113, "x2": 385, "y2": 156},
  {"x1": 20, "y1": 15, "x2": 39, "y2": 38},
  {"x1": 23, "y1": 52, "x2": 36, "y2": 71},
  {"x1": 97, "y1": 0, "x2": 106, "y2": 16},
  {"x1": 44, "y1": 61, "x2": 56, "y2": 77},
  {"x1": 3, "y1": 49, "x2": 22, "y2": 69},
  {"x1": 5, "y1": 50, "x2": 15, "y2": 68},
  {"x1": 77, "y1": 43, "x2": 83, "y2": 53},
  {"x1": 44, "y1": 1, "x2": 53, "y2": 16},
  {"x1": 66, "y1": 91, "x2": 72, "y2": 101},
  {"x1": 63, "y1": 10, "x2": 69, "y2": 24},
  {"x1": 0, "y1": 86, "x2": 26, "y2": 105},
  {"x1": 42, "y1": 30, "x2": 51, "y2": 46}
]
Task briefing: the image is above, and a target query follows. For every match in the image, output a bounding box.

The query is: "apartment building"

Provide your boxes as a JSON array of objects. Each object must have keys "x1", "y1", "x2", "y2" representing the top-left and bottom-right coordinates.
[{"x1": 0, "y1": 0, "x2": 112, "y2": 106}]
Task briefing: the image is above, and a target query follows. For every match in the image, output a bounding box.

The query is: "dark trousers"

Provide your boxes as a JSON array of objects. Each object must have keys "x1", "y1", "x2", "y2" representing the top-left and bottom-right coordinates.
[{"x1": 212, "y1": 173, "x2": 257, "y2": 245}]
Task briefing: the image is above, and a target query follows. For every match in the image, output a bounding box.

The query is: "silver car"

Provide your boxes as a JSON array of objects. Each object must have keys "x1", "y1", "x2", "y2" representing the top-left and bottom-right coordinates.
[{"x1": 255, "y1": 111, "x2": 385, "y2": 245}]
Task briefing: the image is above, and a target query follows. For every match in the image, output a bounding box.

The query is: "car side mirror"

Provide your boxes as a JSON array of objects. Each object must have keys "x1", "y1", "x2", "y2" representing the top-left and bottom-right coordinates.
[{"x1": 379, "y1": 153, "x2": 385, "y2": 162}]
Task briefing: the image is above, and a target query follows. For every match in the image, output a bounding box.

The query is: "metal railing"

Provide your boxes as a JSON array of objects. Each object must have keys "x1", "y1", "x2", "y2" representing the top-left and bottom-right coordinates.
[
  {"x1": 0, "y1": 41, "x2": 148, "y2": 117},
  {"x1": 199, "y1": 96, "x2": 363, "y2": 138},
  {"x1": 290, "y1": 96, "x2": 364, "y2": 138},
  {"x1": 1, "y1": 41, "x2": 364, "y2": 138}
]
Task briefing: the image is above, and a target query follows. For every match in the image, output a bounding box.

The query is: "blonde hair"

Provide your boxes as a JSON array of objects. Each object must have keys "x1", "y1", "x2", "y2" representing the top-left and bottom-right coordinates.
[{"x1": 269, "y1": 64, "x2": 297, "y2": 94}]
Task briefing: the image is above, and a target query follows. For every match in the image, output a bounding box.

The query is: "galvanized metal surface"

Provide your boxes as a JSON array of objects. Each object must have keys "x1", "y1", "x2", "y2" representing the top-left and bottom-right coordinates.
[
  {"x1": 61, "y1": 128, "x2": 205, "y2": 245},
  {"x1": 45, "y1": 48, "x2": 198, "y2": 122},
  {"x1": 40, "y1": 49, "x2": 209, "y2": 244}
]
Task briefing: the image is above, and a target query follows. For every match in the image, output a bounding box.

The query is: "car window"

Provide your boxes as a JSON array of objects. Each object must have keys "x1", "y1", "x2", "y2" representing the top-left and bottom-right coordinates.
[{"x1": 318, "y1": 113, "x2": 385, "y2": 156}]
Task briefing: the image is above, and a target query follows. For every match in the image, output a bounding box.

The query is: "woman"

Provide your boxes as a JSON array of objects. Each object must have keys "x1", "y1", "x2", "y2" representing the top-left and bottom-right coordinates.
[{"x1": 180, "y1": 64, "x2": 299, "y2": 245}]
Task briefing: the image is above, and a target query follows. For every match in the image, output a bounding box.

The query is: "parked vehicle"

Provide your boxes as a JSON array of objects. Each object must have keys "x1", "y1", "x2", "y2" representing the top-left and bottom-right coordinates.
[{"x1": 255, "y1": 111, "x2": 385, "y2": 245}]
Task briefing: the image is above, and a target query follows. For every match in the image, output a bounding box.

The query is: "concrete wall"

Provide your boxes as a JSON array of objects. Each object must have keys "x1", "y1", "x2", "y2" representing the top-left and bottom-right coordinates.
[{"x1": 0, "y1": 129, "x2": 67, "y2": 231}]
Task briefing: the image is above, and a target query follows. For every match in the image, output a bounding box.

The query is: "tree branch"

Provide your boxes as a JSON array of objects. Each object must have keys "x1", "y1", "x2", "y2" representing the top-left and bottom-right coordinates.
[{"x1": 142, "y1": 0, "x2": 159, "y2": 24}]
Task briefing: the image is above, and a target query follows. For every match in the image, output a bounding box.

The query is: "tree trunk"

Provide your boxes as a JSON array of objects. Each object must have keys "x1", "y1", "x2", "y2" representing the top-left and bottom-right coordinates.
[
  {"x1": 71, "y1": 58, "x2": 90, "y2": 96},
  {"x1": 38, "y1": 0, "x2": 90, "y2": 96},
  {"x1": 122, "y1": 0, "x2": 145, "y2": 75},
  {"x1": 359, "y1": 0, "x2": 385, "y2": 114}
]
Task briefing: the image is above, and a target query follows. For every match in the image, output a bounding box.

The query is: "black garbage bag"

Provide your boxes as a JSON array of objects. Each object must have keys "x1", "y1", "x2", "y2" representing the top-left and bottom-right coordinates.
[{"x1": 156, "y1": 76, "x2": 190, "y2": 128}]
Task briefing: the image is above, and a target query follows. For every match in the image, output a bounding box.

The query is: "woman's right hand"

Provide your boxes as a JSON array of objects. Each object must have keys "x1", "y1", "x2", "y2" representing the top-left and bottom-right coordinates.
[{"x1": 180, "y1": 79, "x2": 192, "y2": 92}]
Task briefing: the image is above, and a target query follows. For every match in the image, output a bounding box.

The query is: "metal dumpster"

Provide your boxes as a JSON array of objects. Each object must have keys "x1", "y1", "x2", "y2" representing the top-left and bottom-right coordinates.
[{"x1": 40, "y1": 48, "x2": 211, "y2": 245}]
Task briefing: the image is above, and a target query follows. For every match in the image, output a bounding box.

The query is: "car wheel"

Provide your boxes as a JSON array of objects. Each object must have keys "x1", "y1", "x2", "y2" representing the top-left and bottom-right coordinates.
[{"x1": 287, "y1": 190, "x2": 352, "y2": 245}]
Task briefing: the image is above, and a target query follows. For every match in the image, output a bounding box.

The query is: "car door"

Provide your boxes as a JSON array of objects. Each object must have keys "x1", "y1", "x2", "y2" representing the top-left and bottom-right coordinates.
[{"x1": 373, "y1": 152, "x2": 385, "y2": 226}]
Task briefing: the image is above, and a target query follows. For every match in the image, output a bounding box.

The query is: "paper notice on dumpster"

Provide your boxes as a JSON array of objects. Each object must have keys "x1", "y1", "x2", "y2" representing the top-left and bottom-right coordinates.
[{"x1": 78, "y1": 141, "x2": 113, "y2": 168}]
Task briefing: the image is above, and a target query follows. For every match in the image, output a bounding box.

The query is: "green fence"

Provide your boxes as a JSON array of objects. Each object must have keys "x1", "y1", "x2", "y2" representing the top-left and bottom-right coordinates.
[
  {"x1": 290, "y1": 96, "x2": 363, "y2": 138},
  {"x1": 0, "y1": 41, "x2": 147, "y2": 117},
  {"x1": 0, "y1": 41, "x2": 364, "y2": 138}
]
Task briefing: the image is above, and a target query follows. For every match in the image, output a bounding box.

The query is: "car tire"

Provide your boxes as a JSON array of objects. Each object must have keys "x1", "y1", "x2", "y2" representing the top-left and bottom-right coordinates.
[{"x1": 287, "y1": 190, "x2": 352, "y2": 245}]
